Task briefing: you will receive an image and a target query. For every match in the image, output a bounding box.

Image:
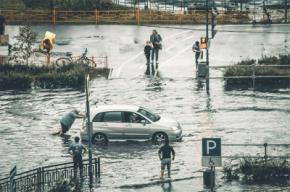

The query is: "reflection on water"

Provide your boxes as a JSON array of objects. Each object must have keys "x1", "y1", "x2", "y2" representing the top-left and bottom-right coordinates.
[
  {"x1": 161, "y1": 181, "x2": 172, "y2": 192},
  {"x1": 1, "y1": 24, "x2": 290, "y2": 191}
]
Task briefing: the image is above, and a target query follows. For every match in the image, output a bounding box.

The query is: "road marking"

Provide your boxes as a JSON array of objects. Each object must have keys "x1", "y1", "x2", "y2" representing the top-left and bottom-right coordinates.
[
  {"x1": 133, "y1": 34, "x2": 195, "y2": 78},
  {"x1": 111, "y1": 30, "x2": 192, "y2": 78},
  {"x1": 158, "y1": 36, "x2": 194, "y2": 70}
]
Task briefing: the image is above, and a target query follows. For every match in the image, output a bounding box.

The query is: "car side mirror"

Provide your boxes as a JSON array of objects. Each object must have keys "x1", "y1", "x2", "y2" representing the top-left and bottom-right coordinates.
[{"x1": 141, "y1": 120, "x2": 146, "y2": 126}]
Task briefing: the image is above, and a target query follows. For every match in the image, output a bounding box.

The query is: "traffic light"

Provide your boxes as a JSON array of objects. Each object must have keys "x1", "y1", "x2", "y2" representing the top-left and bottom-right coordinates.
[
  {"x1": 40, "y1": 31, "x2": 56, "y2": 53},
  {"x1": 200, "y1": 37, "x2": 207, "y2": 49},
  {"x1": 211, "y1": 8, "x2": 218, "y2": 39}
]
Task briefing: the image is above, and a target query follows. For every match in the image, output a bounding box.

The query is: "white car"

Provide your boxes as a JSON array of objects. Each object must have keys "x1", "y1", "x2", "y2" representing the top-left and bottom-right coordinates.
[{"x1": 80, "y1": 105, "x2": 182, "y2": 144}]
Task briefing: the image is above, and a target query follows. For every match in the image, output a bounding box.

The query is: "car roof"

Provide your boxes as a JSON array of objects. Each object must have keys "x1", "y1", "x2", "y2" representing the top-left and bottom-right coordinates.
[{"x1": 92, "y1": 105, "x2": 140, "y2": 114}]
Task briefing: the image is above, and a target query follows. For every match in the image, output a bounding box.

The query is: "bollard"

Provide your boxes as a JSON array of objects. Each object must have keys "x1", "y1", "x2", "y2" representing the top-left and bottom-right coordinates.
[
  {"x1": 203, "y1": 168, "x2": 215, "y2": 188},
  {"x1": 264, "y1": 143, "x2": 268, "y2": 162},
  {"x1": 198, "y1": 61, "x2": 208, "y2": 78}
]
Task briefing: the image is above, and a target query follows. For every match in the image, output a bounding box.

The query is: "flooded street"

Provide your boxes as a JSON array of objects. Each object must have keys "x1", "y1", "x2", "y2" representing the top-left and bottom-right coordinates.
[{"x1": 1, "y1": 24, "x2": 290, "y2": 191}]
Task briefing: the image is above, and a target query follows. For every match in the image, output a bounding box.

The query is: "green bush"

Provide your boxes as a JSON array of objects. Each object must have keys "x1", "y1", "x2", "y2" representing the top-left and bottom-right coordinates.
[
  {"x1": 223, "y1": 157, "x2": 290, "y2": 185},
  {"x1": 0, "y1": 72, "x2": 33, "y2": 90},
  {"x1": 240, "y1": 158, "x2": 290, "y2": 185},
  {"x1": 0, "y1": 64, "x2": 51, "y2": 75},
  {"x1": 35, "y1": 71, "x2": 85, "y2": 89},
  {"x1": 236, "y1": 59, "x2": 256, "y2": 66},
  {"x1": 224, "y1": 54, "x2": 290, "y2": 90},
  {"x1": 0, "y1": 61, "x2": 108, "y2": 90}
]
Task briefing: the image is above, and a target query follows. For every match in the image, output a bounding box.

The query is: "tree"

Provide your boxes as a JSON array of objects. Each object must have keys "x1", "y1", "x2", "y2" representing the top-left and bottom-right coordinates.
[{"x1": 10, "y1": 26, "x2": 38, "y2": 65}]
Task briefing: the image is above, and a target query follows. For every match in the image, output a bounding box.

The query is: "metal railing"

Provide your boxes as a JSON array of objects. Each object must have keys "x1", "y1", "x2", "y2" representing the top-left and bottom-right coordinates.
[
  {"x1": 0, "y1": 158, "x2": 100, "y2": 192},
  {"x1": 29, "y1": 51, "x2": 109, "y2": 69},
  {"x1": 1, "y1": 9, "x2": 289, "y2": 24},
  {"x1": 222, "y1": 143, "x2": 290, "y2": 161}
]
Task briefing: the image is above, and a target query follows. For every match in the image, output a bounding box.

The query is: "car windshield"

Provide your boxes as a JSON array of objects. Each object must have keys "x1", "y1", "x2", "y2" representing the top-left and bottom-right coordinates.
[{"x1": 137, "y1": 107, "x2": 160, "y2": 122}]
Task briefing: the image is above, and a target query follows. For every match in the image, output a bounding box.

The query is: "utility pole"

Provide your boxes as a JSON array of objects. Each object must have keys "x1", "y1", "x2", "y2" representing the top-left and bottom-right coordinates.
[
  {"x1": 285, "y1": 0, "x2": 288, "y2": 23},
  {"x1": 50, "y1": 0, "x2": 54, "y2": 17},
  {"x1": 206, "y1": 0, "x2": 209, "y2": 93},
  {"x1": 85, "y1": 75, "x2": 93, "y2": 188}
]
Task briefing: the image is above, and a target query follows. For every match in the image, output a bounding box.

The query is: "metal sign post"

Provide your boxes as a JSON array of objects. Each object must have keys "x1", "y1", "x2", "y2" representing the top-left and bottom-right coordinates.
[
  {"x1": 202, "y1": 138, "x2": 221, "y2": 191},
  {"x1": 206, "y1": 0, "x2": 210, "y2": 93},
  {"x1": 85, "y1": 74, "x2": 93, "y2": 187},
  {"x1": 9, "y1": 166, "x2": 16, "y2": 192}
]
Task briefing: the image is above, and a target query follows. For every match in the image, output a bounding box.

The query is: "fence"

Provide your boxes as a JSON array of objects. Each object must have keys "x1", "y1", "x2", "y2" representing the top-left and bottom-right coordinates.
[
  {"x1": 29, "y1": 51, "x2": 109, "y2": 69},
  {"x1": 91, "y1": 56, "x2": 108, "y2": 69},
  {"x1": 222, "y1": 143, "x2": 290, "y2": 161},
  {"x1": 0, "y1": 158, "x2": 100, "y2": 192},
  {"x1": 1, "y1": 9, "x2": 289, "y2": 25}
]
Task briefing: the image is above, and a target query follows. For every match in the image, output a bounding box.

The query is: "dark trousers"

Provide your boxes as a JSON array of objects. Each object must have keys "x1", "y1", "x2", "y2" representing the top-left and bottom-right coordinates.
[
  {"x1": 151, "y1": 48, "x2": 159, "y2": 62},
  {"x1": 73, "y1": 155, "x2": 83, "y2": 177},
  {"x1": 145, "y1": 53, "x2": 150, "y2": 64},
  {"x1": 0, "y1": 25, "x2": 5, "y2": 35},
  {"x1": 195, "y1": 52, "x2": 200, "y2": 68}
]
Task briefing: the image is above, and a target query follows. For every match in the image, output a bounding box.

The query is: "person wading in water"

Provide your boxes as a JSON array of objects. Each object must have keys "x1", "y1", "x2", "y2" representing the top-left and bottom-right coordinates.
[{"x1": 158, "y1": 139, "x2": 175, "y2": 179}]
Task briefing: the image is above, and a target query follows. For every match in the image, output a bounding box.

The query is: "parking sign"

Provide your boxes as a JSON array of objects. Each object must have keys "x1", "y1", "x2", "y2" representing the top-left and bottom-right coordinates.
[{"x1": 202, "y1": 138, "x2": 222, "y2": 167}]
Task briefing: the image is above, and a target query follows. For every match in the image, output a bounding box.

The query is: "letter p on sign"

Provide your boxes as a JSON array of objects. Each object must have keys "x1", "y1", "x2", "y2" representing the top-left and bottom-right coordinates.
[
  {"x1": 206, "y1": 140, "x2": 216, "y2": 155},
  {"x1": 202, "y1": 138, "x2": 222, "y2": 167},
  {"x1": 202, "y1": 138, "x2": 221, "y2": 156}
]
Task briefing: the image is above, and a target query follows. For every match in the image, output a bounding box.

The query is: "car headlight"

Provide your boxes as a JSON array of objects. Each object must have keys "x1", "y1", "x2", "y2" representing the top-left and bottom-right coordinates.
[{"x1": 172, "y1": 126, "x2": 178, "y2": 130}]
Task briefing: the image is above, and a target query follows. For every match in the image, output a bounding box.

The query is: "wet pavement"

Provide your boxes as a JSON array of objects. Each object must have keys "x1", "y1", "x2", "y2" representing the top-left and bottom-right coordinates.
[{"x1": 1, "y1": 24, "x2": 290, "y2": 191}]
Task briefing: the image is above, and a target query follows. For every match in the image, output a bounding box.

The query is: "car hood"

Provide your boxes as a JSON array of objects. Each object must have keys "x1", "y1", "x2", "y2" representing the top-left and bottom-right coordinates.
[{"x1": 155, "y1": 116, "x2": 179, "y2": 128}]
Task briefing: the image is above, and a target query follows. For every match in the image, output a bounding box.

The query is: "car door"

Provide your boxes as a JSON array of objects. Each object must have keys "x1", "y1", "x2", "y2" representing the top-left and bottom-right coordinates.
[
  {"x1": 122, "y1": 112, "x2": 151, "y2": 140},
  {"x1": 92, "y1": 111, "x2": 125, "y2": 140}
]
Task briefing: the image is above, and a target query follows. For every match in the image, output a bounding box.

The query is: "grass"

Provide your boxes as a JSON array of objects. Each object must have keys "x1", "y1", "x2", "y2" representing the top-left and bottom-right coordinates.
[{"x1": 224, "y1": 55, "x2": 290, "y2": 90}]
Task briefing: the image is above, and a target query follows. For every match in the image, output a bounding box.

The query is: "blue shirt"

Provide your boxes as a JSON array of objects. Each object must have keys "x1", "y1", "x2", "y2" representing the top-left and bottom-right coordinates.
[
  {"x1": 68, "y1": 142, "x2": 86, "y2": 157},
  {"x1": 60, "y1": 111, "x2": 78, "y2": 128}
]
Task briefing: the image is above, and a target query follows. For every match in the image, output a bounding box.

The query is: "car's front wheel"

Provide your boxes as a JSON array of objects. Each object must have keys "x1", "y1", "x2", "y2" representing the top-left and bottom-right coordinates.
[
  {"x1": 152, "y1": 132, "x2": 168, "y2": 144},
  {"x1": 92, "y1": 133, "x2": 108, "y2": 145}
]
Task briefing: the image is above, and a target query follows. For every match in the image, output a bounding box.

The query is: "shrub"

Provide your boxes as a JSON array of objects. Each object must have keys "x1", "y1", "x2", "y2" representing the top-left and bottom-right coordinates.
[
  {"x1": 223, "y1": 157, "x2": 290, "y2": 185},
  {"x1": 0, "y1": 72, "x2": 33, "y2": 90},
  {"x1": 224, "y1": 54, "x2": 290, "y2": 90},
  {"x1": 0, "y1": 61, "x2": 107, "y2": 90},
  {"x1": 0, "y1": 64, "x2": 51, "y2": 75},
  {"x1": 240, "y1": 158, "x2": 290, "y2": 185},
  {"x1": 258, "y1": 55, "x2": 278, "y2": 65},
  {"x1": 34, "y1": 69, "x2": 86, "y2": 89}
]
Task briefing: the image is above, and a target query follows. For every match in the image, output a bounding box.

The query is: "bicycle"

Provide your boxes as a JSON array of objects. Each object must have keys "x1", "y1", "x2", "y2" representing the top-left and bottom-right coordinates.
[{"x1": 55, "y1": 48, "x2": 96, "y2": 67}]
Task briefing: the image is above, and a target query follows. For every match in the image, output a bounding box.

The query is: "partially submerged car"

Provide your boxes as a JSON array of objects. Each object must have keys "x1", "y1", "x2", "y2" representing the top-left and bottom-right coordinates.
[{"x1": 80, "y1": 105, "x2": 182, "y2": 144}]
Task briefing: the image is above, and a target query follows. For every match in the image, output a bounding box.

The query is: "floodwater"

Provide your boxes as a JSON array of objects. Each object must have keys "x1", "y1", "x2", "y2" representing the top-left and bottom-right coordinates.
[{"x1": 1, "y1": 24, "x2": 290, "y2": 191}]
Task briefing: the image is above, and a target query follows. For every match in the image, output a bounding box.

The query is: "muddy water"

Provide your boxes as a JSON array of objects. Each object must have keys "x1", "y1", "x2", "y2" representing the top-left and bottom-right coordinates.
[{"x1": 1, "y1": 24, "x2": 290, "y2": 191}]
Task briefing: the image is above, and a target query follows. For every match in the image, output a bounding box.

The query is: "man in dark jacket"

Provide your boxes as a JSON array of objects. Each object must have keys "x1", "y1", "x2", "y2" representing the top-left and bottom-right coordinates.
[
  {"x1": 158, "y1": 139, "x2": 175, "y2": 179},
  {"x1": 150, "y1": 30, "x2": 162, "y2": 66}
]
